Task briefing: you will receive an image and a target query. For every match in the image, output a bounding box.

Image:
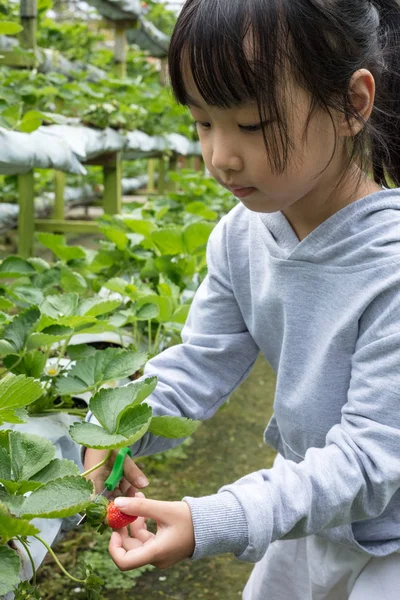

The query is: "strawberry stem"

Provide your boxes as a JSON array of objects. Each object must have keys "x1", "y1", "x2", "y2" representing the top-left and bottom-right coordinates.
[
  {"x1": 81, "y1": 449, "x2": 113, "y2": 478},
  {"x1": 33, "y1": 535, "x2": 87, "y2": 584},
  {"x1": 16, "y1": 536, "x2": 36, "y2": 586}
]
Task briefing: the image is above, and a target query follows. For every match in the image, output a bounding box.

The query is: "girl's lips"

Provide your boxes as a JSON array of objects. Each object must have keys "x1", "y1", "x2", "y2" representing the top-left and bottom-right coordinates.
[{"x1": 230, "y1": 187, "x2": 257, "y2": 199}]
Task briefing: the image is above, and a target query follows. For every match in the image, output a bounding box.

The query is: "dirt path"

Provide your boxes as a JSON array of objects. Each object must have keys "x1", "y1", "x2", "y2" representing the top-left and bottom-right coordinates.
[{"x1": 37, "y1": 356, "x2": 277, "y2": 599}]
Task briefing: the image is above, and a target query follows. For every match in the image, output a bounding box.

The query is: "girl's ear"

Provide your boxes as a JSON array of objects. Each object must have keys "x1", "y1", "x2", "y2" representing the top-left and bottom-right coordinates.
[{"x1": 340, "y1": 68, "x2": 376, "y2": 137}]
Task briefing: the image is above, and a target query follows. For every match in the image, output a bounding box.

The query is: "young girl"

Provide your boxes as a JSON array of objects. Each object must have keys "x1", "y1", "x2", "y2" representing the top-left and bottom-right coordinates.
[{"x1": 83, "y1": 0, "x2": 400, "y2": 597}]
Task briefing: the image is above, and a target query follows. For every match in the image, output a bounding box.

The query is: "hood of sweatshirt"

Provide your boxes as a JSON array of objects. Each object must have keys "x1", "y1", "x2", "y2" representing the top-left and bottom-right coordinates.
[{"x1": 258, "y1": 188, "x2": 400, "y2": 268}]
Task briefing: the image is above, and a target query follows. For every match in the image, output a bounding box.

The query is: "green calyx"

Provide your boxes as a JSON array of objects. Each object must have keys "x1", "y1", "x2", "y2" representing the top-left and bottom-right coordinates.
[{"x1": 85, "y1": 495, "x2": 108, "y2": 530}]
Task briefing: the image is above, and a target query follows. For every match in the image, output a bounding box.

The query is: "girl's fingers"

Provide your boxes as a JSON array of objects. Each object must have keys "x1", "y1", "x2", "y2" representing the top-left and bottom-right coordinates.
[
  {"x1": 109, "y1": 533, "x2": 159, "y2": 571},
  {"x1": 110, "y1": 531, "x2": 143, "y2": 552},
  {"x1": 123, "y1": 456, "x2": 149, "y2": 490},
  {"x1": 114, "y1": 496, "x2": 172, "y2": 520}
]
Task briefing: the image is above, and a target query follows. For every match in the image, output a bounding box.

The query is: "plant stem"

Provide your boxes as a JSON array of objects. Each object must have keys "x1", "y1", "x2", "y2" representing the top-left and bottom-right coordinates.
[
  {"x1": 41, "y1": 409, "x2": 87, "y2": 417},
  {"x1": 81, "y1": 449, "x2": 112, "y2": 478},
  {"x1": 17, "y1": 536, "x2": 36, "y2": 586},
  {"x1": 148, "y1": 319, "x2": 152, "y2": 355},
  {"x1": 33, "y1": 535, "x2": 86, "y2": 584},
  {"x1": 153, "y1": 323, "x2": 163, "y2": 355}
]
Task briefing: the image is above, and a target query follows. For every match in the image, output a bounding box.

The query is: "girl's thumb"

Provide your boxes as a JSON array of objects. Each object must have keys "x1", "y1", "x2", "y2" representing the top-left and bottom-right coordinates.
[{"x1": 114, "y1": 495, "x2": 165, "y2": 519}]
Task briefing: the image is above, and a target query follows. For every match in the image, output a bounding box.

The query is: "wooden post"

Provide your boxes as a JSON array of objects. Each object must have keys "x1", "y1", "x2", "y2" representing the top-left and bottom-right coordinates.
[
  {"x1": 160, "y1": 57, "x2": 168, "y2": 86},
  {"x1": 115, "y1": 23, "x2": 128, "y2": 78},
  {"x1": 158, "y1": 156, "x2": 166, "y2": 194},
  {"x1": 18, "y1": 171, "x2": 35, "y2": 258},
  {"x1": 20, "y1": 0, "x2": 37, "y2": 50},
  {"x1": 168, "y1": 155, "x2": 178, "y2": 192},
  {"x1": 53, "y1": 171, "x2": 65, "y2": 220},
  {"x1": 103, "y1": 152, "x2": 122, "y2": 214},
  {"x1": 147, "y1": 159, "x2": 155, "y2": 193}
]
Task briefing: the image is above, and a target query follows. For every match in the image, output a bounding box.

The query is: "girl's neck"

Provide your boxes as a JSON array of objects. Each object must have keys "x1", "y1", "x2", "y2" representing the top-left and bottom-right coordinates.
[{"x1": 283, "y1": 167, "x2": 383, "y2": 242}]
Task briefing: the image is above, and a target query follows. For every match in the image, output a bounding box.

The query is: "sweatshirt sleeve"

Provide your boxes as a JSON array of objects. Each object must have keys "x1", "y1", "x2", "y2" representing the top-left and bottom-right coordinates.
[
  {"x1": 84, "y1": 214, "x2": 260, "y2": 461},
  {"x1": 184, "y1": 284, "x2": 400, "y2": 561}
]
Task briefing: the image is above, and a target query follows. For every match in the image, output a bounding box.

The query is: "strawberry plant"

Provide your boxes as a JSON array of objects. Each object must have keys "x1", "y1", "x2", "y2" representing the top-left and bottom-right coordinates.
[{"x1": 0, "y1": 369, "x2": 199, "y2": 596}]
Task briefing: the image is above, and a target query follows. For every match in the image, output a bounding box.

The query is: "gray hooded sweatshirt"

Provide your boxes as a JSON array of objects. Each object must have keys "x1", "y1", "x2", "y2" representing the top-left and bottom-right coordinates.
[{"x1": 86, "y1": 188, "x2": 400, "y2": 563}]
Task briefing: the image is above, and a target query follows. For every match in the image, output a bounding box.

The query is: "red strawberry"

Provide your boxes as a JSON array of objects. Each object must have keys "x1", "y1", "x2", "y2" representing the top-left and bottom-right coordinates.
[
  {"x1": 86, "y1": 496, "x2": 137, "y2": 532},
  {"x1": 106, "y1": 501, "x2": 138, "y2": 529}
]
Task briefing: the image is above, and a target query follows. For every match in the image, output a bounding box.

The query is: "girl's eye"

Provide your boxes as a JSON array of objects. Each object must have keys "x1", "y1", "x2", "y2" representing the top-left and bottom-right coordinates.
[
  {"x1": 194, "y1": 121, "x2": 211, "y2": 130},
  {"x1": 240, "y1": 121, "x2": 270, "y2": 132}
]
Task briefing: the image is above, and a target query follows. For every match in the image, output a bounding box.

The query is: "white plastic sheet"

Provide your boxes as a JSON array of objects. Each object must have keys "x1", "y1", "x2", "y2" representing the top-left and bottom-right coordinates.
[
  {"x1": 127, "y1": 18, "x2": 169, "y2": 58},
  {"x1": 87, "y1": 0, "x2": 142, "y2": 20},
  {"x1": 0, "y1": 128, "x2": 86, "y2": 175}
]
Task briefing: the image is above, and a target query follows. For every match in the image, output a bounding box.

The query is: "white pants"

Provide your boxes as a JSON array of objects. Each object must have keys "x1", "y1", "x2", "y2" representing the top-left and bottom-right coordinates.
[{"x1": 242, "y1": 535, "x2": 400, "y2": 600}]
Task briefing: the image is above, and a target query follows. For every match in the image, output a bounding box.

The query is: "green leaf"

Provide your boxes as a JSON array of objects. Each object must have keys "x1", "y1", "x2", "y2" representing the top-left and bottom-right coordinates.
[
  {"x1": 123, "y1": 219, "x2": 156, "y2": 237},
  {"x1": 136, "y1": 295, "x2": 174, "y2": 323},
  {"x1": 40, "y1": 293, "x2": 79, "y2": 318},
  {"x1": 37, "y1": 233, "x2": 86, "y2": 262},
  {"x1": 9, "y1": 431, "x2": 55, "y2": 482},
  {"x1": 100, "y1": 227, "x2": 129, "y2": 251},
  {"x1": 18, "y1": 110, "x2": 43, "y2": 133},
  {"x1": 183, "y1": 222, "x2": 214, "y2": 255},
  {"x1": 0, "y1": 21, "x2": 23, "y2": 35},
  {"x1": 0, "y1": 256, "x2": 36, "y2": 278},
  {"x1": 0, "y1": 447, "x2": 11, "y2": 480},
  {"x1": 3, "y1": 307, "x2": 40, "y2": 352},
  {"x1": 151, "y1": 228, "x2": 185, "y2": 255},
  {"x1": 171, "y1": 304, "x2": 190, "y2": 324},
  {"x1": 28, "y1": 257, "x2": 51, "y2": 272},
  {"x1": 0, "y1": 340, "x2": 16, "y2": 356},
  {"x1": 104, "y1": 277, "x2": 129, "y2": 295},
  {"x1": 90, "y1": 378, "x2": 157, "y2": 433},
  {"x1": 148, "y1": 416, "x2": 201, "y2": 439},
  {"x1": 0, "y1": 297, "x2": 13, "y2": 311},
  {"x1": 69, "y1": 405, "x2": 152, "y2": 449},
  {"x1": 66, "y1": 344, "x2": 97, "y2": 361},
  {"x1": 19, "y1": 477, "x2": 93, "y2": 519},
  {"x1": 1, "y1": 103, "x2": 23, "y2": 128},
  {"x1": 185, "y1": 201, "x2": 218, "y2": 221},
  {"x1": 0, "y1": 503, "x2": 39, "y2": 546},
  {"x1": 27, "y1": 325, "x2": 74, "y2": 349},
  {"x1": 4, "y1": 351, "x2": 46, "y2": 378},
  {"x1": 0, "y1": 375, "x2": 43, "y2": 425},
  {"x1": 37, "y1": 314, "x2": 97, "y2": 331},
  {"x1": 135, "y1": 303, "x2": 160, "y2": 320},
  {"x1": 78, "y1": 298, "x2": 121, "y2": 318},
  {"x1": 56, "y1": 348, "x2": 147, "y2": 395},
  {"x1": 60, "y1": 266, "x2": 87, "y2": 294},
  {"x1": 7, "y1": 286, "x2": 44, "y2": 307},
  {"x1": 32, "y1": 458, "x2": 80, "y2": 484},
  {"x1": 0, "y1": 544, "x2": 21, "y2": 595}
]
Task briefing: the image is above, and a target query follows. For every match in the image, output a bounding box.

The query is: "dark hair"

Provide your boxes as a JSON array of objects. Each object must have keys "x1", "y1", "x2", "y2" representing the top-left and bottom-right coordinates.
[{"x1": 168, "y1": 0, "x2": 400, "y2": 188}]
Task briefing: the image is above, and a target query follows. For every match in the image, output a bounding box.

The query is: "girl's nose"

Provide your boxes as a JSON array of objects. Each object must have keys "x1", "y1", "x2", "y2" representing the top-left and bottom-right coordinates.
[{"x1": 211, "y1": 137, "x2": 243, "y2": 172}]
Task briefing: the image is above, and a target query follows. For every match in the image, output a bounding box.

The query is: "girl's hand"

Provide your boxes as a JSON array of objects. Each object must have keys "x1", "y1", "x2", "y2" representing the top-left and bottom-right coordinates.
[
  {"x1": 108, "y1": 493, "x2": 195, "y2": 570},
  {"x1": 83, "y1": 448, "x2": 149, "y2": 499}
]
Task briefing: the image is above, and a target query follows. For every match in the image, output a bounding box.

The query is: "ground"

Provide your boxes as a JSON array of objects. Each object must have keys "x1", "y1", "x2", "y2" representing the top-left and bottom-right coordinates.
[{"x1": 36, "y1": 356, "x2": 277, "y2": 599}]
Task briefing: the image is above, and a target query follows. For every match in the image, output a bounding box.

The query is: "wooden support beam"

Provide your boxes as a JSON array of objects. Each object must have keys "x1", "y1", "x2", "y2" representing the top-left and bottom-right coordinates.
[
  {"x1": 115, "y1": 23, "x2": 128, "y2": 78},
  {"x1": 18, "y1": 171, "x2": 35, "y2": 258},
  {"x1": 147, "y1": 159, "x2": 156, "y2": 193},
  {"x1": 53, "y1": 171, "x2": 65, "y2": 220},
  {"x1": 0, "y1": 50, "x2": 37, "y2": 67},
  {"x1": 103, "y1": 151, "x2": 122, "y2": 215},
  {"x1": 158, "y1": 156, "x2": 166, "y2": 194},
  {"x1": 20, "y1": 0, "x2": 37, "y2": 50},
  {"x1": 35, "y1": 220, "x2": 100, "y2": 234},
  {"x1": 168, "y1": 156, "x2": 178, "y2": 192}
]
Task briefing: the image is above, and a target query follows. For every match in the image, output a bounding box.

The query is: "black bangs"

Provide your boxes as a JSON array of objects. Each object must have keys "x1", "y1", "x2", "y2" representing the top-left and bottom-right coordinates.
[
  {"x1": 168, "y1": 0, "x2": 291, "y2": 172},
  {"x1": 168, "y1": 0, "x2": 400, "y2": 187},
  {"x1": 168, "y1": 0, "x2": 282, "y2": 109}
]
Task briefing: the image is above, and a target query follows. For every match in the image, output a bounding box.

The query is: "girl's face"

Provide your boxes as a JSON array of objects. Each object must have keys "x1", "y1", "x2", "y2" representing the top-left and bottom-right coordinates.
[{"x1": 188, "y1": 80, "x2": 354, "y2": 219}]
